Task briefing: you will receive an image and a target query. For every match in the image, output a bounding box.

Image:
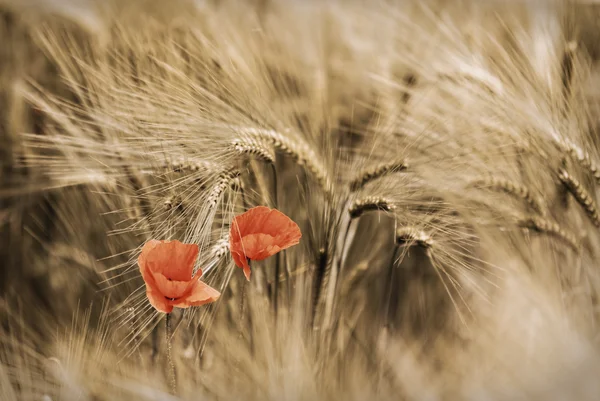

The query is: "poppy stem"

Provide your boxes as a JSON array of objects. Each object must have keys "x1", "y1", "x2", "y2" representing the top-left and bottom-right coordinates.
[{"x1": 165, "y1": 313, "x2": 177, "y2": 395}]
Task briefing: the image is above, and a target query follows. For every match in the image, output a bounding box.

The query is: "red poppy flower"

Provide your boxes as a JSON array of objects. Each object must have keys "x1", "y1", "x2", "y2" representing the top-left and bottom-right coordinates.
[
  {"x1": 138, "y1": 240, "x2": 220, "y2": 313},
  {"x1": 229, "y1": 206, "x2": 302, "y2": 280}
]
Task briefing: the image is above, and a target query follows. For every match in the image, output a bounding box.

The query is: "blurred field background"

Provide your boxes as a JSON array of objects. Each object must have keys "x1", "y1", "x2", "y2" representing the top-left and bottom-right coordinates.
[{"x1": 2, "y1": 0, "x2": 600, "y2": 400}]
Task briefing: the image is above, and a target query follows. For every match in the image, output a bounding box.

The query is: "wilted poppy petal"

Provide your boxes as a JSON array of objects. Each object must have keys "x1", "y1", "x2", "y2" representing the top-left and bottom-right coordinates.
[
  {"x1": 146, "y1": 288, "x2": 174, "y2": 313},
  {"x1": 143, "y1": 240, "x2": 199, "y2": 281},
  {"x1": 173, "y1": 280, "x2": 221, "y2": 308},
  {"x1": 151, "y1": 272, "x2": 191, "y2": 299}
]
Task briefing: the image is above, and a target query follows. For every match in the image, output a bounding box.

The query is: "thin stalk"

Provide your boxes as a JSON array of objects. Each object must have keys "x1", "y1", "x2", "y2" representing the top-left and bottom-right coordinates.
[
  {"x1": 335, "y1": 219, "x2": 353, "y2": 294},
  {"x1": 199, "y1": 265, "x2": 235, "y2": 360},
  {"x1": 235, "y1": 277, "x2": 249, "y2": 370},
  {"x1": 237, "y1": 185, "x2": 255, "y2": 355},
  {"x1": 324, "y1": 217, "x2": 353, "y2": 340},
  {"x1": 271, "y1": 162, "x2": 281, "y2": 317},
  {"x1": 383, "y1": 246, "x2": 401, "y2": 331},
  {"x1": 151, "y1": 318, "x2": 159, "y2": 364},
  {"x1": 165, "y1": 313, "x2": 177, "y2": 395},
  {"x1": 271, "y1": 162, "x2": 279, "y2": 208},
  {"x1": 239, "y1": 181, "x2": 248, "y2": 210},
  {"x1": 240, "y1": 277, "x2": 247, "y2": 336},
  {"x1": 321, "y1": 217, "x2": 353, "y2": 342},
  {"x1": 561, "y1": 41, "x2": 577, "y2": 110},
  {"x1": 311, "y1": 247, "x2": 328, "y2": 329}
]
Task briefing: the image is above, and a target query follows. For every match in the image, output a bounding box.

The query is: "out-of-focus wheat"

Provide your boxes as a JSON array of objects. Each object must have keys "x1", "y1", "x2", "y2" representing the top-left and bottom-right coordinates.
[{"x1": 2, "y1": 0, "x2": 600, "y2": 400}]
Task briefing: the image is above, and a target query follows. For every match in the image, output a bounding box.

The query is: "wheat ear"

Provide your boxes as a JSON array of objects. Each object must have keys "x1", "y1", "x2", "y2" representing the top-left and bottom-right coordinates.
[
  {"x1": 231, "y1": 138, "x2": 276, "y2": 164},
  {"x1": 348, "y1": 197, "x2": 395, "y2": 219},
  {"x1": 236, "y1": 127, "x2": 332, "y2": 192},
  {"x1": 162, "y1": 157, "x2": 222, "y2": 175},
  {"x1": 206, "y1": 167, "x2": 241, "y2": 209},
  {"x1": 561, "y1": 41, "x2": 578, "y2": 103},
  {"x1": 123, "y1": 166, "x2": 154, "y2": 231},
  {"x1": 518, "y1": 215, "x2": 580, "y2": 252},
  {"x1": 395, "y1": 226, "x2": 434, "y2": 249},
  {"x1": 558, "y1": 169, "x2": 600, "y2": 227},
  {"x1": 470, "y1": 176, "x2": 545, "y2": 215},
  {"x1": 349, "y1": 160, "x2": 409, "y2": 192},
  {"x1": 562, "y1": 142, "x2": 600, "y2": 185}
]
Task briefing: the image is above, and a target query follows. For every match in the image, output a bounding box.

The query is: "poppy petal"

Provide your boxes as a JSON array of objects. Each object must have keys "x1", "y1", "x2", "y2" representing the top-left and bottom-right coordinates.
[
  {"x1": 229, "y1": 207, "x2": 301, "y2": 282},
  {"x1": 143, "y1": 240, "x2": 199, "y2": 281},
  {"x1": 173, "y1": 280, "x2": 221, "y2": 308},
  {"x1": 231, "y1": 207, "x2": 301, "y2": 238},
  {"x1": 274, "y1": 228, "x2": 301, "y2": 250},
  {"x1": 230, "y1": 248, "x2": 252, "y2": 280},
  {"x1": 230, "y1": 207, "x2": 301, "y2": 248},
  {"x1": 239, "y1": 233, "x2": 282, "y2": 260},
  {"x1": 230, "y1": 206, "x2": 271, "y2": 241},
  {"x1": 138, "y1": 239, "x2": 161, "y2": 284},
  {"x1": 262, "y1": 209, "x2": 301, "y2": 241},
  {"x1": 230, "y1": 247, "x2": 247, "y2": 269},
  {"x1": 146, "y1": 288, "x2": 174, "y2": 313},
  {"x1": 243, "y1": 265, "x2": 251, "y2": 281},
  {"x1": 151, "y1": 272, "x2": 192, "y2": 299}
]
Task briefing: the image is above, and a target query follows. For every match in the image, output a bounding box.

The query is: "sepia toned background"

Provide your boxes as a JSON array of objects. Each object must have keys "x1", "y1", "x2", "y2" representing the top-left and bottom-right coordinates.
[{"x1": 2, "y1": 1, "x2": 600, "y2": 400}]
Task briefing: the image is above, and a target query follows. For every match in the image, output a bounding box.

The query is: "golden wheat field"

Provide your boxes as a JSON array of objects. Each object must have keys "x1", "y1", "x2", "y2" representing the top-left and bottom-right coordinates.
[{"x1": 2, "y1": 0, "x2": 600, "y2": 400}]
